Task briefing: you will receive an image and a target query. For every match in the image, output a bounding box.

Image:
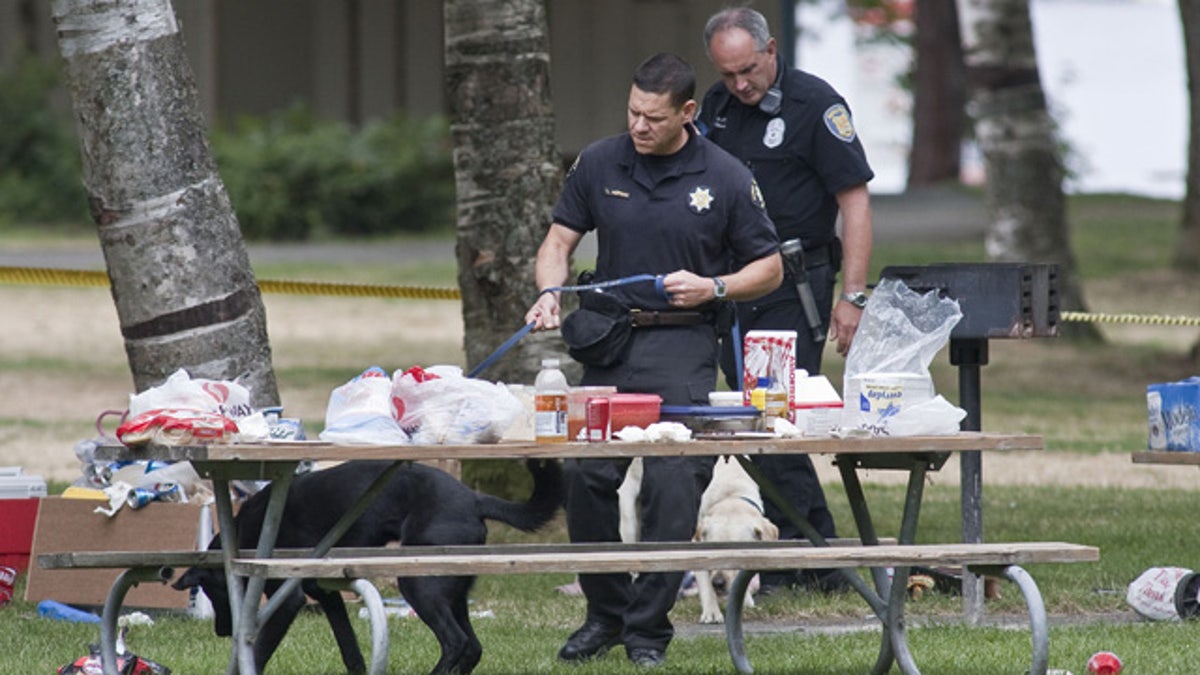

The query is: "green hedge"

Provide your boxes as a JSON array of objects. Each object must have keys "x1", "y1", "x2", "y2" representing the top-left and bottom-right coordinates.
[
  {"x1": 0, "y1": 58, "x2": 88, "y2": 225},
  {"x1": 0, "y1": 60, "x2": 456, "y2": 239},
  {"x1": 212, "y1": 106, "x2": 456, "y2": 241}
]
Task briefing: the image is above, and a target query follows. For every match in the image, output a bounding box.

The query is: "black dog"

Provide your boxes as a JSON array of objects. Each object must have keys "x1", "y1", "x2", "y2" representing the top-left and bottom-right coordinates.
[{"x1": 173, "y1": 459, "x2": 562, "y2": 674}]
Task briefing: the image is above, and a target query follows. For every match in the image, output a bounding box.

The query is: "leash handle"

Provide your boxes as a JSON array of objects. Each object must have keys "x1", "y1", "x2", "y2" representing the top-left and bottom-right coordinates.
[{"x1": 469, "y1": 273, "x2": 668, "y2": 379}]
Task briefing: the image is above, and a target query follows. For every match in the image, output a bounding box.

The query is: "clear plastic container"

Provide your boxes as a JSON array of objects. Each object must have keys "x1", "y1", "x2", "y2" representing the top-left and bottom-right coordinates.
[
  {"x1": 764, "y1": 377, "x2": 789, "y2": 430},
  {"x1": 534, "y1": 358, "x2": 568, "y2": 444}
]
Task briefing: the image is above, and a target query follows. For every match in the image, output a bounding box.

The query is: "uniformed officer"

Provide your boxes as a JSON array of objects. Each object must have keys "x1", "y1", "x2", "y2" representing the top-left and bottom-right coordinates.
[
  {"x1": 698, "y1": 7, "x2": 876, "y2": 594},
  {"x1": 525, "y1": 52, "x2": 781, "y2": 668}
]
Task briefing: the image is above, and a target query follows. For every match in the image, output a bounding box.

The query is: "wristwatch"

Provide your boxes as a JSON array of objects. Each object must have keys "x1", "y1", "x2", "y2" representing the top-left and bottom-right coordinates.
[
  {"x1": 840, "y1": 291, "x2": 868, "y2": 309},
  {"x1": 713, "y1": 277, "x2": 727, "y2": 299}
]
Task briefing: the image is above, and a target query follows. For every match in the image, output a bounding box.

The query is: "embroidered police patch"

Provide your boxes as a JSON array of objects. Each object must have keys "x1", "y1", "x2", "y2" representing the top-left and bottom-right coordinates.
[
  {"x1": 750, "y1": 179, "x2": 766, "y2": 210},
  {"x1": 688, "y1": 186, "x2": 715, "y2": 214},
  {"x1": 823, "y1": 103, "x2": 856, "y2": 143}
]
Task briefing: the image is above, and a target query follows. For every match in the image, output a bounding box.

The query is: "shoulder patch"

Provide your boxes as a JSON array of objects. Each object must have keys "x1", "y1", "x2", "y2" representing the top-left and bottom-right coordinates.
[
  {"x1": 823, "y1": 104, "x2": 857, "y2": 143},
  {"x1": 750, "y1": 179, "x2": 766, "y2": 210}
]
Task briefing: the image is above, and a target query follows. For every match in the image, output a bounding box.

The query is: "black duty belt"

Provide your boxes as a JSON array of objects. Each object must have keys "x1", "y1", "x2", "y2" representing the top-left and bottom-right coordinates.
[
  {"x1": 630, "y1": 309, "x2": 710, "y2": 327},
  {"x1": 801, "y1": 242, "x2": 833, "y2": 269}
]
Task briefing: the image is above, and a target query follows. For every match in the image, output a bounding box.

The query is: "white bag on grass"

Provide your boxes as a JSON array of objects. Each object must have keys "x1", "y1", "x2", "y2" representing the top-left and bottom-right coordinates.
[{"x1": 1126, "y1": 566, "x2": 1192, "y2": 621}]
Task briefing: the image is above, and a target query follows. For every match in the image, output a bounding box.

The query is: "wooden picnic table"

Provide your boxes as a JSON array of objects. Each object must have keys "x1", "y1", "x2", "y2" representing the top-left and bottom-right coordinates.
[{"x1": 73, "y1": 432, "x2": 1089, "y2": 675}]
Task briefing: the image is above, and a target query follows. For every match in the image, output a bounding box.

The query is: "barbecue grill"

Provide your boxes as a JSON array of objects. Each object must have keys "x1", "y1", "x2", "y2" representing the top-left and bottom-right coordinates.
[{"x1": 878, "y1": 262, "x2": 1060, "y2": 620}]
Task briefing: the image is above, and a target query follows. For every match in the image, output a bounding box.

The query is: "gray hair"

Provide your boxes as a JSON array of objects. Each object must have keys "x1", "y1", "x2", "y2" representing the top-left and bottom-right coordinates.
[{"x1": 704, "y1": 7, "x2": 772, "y2": 52}]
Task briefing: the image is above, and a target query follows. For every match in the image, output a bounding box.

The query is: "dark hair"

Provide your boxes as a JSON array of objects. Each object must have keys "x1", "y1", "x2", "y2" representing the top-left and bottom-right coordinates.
[
  {"x1": 704, "y1": 7, "x2": 772, "y2": 51},
  {"x1": 632, "y1": 53, "x2": 695, "y2": 109}
]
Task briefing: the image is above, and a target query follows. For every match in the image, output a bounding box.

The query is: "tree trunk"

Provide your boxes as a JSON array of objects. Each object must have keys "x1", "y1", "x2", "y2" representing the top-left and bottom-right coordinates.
[
  {"x1": 50, "y1": 0, "x2": 280, "y2": 404},
  {"x1": 908, "y1": 0, "x2": 966, "y2": 188},
  {"x1": 444, "y1": 0, "x2": 566, "y2": 384},
  {"x1": 958, "y1": 0, "x2": 1099, "y2": 340},
  {"x1": 1178, "y1": 0, "x2": 1200, "y2": 270}
]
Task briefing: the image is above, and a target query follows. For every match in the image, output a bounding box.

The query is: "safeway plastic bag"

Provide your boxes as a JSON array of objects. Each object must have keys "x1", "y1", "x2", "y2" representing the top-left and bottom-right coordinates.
[
  {"x1": 127, "y1": 368, "x2": 252, "y2": 420},
  {"x1": 319, "y1": 367, "x2": 411, "y2": 445},
  {"x1": 842, "y1": 278, "x2": 965, "y2": 435},
  {"x1": 392, "y1": 365, "x2": 521, "y2": 444}
]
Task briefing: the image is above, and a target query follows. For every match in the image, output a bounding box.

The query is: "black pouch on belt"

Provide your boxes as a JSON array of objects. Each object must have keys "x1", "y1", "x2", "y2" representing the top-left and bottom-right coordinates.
[{"x1": 561, "y1": 290, "x2": 633, "y2": 368}]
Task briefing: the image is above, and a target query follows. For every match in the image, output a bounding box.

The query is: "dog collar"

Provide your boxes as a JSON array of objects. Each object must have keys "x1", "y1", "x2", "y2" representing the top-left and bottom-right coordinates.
[{"x1": 739, "y1": 495, "x2": 765, "y2": 516}]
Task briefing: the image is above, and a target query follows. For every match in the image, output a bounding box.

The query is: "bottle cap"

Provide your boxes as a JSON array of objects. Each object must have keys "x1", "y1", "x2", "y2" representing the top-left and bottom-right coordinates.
[{"x1": 757, "y1": 376, "x2": 770, "y2": 388}]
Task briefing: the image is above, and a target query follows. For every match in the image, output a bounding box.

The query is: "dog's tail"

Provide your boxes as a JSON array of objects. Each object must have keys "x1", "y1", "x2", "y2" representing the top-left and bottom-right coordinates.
[{"x1": 476, "y1": 458, "x2": 563, "y2": 532}]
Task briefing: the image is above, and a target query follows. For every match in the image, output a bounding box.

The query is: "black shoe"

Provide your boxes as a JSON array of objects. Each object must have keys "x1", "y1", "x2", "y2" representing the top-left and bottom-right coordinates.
[
  {"x1": 627, "y1": 647, "x2": 666, "y2": 668},
  {"x1": 557, "y1": 621, "x2": 622, "y2": 662}
]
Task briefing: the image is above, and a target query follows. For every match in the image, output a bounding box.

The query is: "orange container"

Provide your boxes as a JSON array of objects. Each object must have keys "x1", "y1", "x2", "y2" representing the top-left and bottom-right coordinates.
[{"x1": 609, "y1": 393, "x2": 662, "y2": 430}]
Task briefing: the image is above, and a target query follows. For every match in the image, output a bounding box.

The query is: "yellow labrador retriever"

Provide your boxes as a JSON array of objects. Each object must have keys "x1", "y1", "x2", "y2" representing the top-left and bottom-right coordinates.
[{"x1": 692, "y1": 455, "x2": 778, "y2": 624}]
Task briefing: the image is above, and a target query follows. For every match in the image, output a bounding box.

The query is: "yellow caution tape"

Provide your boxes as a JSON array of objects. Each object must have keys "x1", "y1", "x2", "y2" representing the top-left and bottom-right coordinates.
[
  {"x1": 1059, "y1": 310, "x2": 1200, "y2": 328},
  {"x1": 0, "y1": 265, "x2": 461, "y2": 301},
  {"x1": 2, "y1": 266, "x2": 1197, "y2": 324}
]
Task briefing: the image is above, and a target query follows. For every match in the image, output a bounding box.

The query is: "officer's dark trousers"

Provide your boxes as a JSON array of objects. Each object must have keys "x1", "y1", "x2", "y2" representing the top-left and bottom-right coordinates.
[
  {"x1": 570, "y1": 325, "x2": 716, "y2": 652},
  {"x1": 719, "y1": 262, "x2": 840, "y2": 586}
]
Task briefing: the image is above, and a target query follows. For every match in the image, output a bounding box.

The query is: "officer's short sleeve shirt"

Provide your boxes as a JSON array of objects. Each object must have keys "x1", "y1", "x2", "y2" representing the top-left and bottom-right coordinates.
[
  {"x1": 553, "y1": 130, "x2": 778, "y2": 311},
  {"x1": 698, "y1": 65, "x2": 874, "y2": 246}
]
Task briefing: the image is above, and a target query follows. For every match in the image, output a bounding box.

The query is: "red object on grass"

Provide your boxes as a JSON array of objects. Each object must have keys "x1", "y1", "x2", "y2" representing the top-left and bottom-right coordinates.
[
  {"x1": 0, "y1": 498, "x2": 41, "y2": 571},
  {"x1": 1087, "y1": 651, "x2": 1122, "y2": 675}
]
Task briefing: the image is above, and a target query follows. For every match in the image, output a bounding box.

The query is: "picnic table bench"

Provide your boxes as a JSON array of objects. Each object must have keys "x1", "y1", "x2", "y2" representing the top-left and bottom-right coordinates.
[{"x1": 43, "y1": 433, "x2": 1098, "y2": 675}]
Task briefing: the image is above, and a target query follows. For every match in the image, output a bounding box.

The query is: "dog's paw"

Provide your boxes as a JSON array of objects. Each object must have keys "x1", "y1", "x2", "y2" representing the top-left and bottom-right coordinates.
[{"x1": 700, "y1": 609, "x2": 725, "y2": 624}]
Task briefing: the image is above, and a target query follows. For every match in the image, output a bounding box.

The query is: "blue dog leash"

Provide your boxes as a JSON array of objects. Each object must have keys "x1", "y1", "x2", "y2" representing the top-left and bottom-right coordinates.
[{"x1": 467, "y1": 274, "x2": 666, "y2": 378}]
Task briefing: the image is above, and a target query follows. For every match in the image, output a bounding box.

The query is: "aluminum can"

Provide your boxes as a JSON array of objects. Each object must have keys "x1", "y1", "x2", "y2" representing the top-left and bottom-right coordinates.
[
  {"x1": 585, "y1": 397, "x2": 611, "y2": 442},
  {"x1": 126, "y1": 487, "x2": 157, "y2": 510}
]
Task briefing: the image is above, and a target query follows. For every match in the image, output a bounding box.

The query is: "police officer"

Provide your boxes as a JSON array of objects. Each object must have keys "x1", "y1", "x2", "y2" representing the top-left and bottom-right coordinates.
[
  {"x1": 698, "y1": 7, "x2": 876, "y2": 593},
  {"x1": 526, "y1": 52, "x2": 781, "y2": 668}
]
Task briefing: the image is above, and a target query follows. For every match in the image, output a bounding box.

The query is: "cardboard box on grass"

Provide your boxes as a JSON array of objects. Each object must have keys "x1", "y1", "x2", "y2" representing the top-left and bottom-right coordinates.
[{"x1": 25, "y1": 496, "x2": 212, "y2": 610}]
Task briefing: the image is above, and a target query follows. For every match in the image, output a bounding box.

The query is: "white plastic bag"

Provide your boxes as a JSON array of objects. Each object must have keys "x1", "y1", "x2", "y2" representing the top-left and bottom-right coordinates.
[
  {"x1": 319, "y1": 367, "x2": 411, "y2": 445},
  {"x1": 1126, "y1": 566, "x2": 1192, "y2": 621},
  {"x1": 842, "y1": 278, "x2": 965, "y2": 435},
  {"x1": 128, "y1": 368, "x2": 252, "y2": 420},
  {"x1": 392, "y1": 365, "x2": 521, "y2": 445}
]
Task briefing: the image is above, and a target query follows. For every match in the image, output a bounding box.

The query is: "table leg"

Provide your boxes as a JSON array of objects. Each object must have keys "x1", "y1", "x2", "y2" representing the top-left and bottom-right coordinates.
[{"x1": 99, "y1": 566, "x2": 173, "y2": 675}]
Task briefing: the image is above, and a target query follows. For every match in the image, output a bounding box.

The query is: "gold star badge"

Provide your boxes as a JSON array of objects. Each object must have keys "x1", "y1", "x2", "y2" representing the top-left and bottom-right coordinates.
[{"x1": 688, "y1": 186, "x2": 714, "y2": 213}]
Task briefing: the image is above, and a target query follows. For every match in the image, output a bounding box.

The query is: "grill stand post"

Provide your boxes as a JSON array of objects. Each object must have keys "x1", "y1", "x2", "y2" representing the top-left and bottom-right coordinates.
[{"x1": 951, "y1": 337, "x2": 988, "y2": 624}]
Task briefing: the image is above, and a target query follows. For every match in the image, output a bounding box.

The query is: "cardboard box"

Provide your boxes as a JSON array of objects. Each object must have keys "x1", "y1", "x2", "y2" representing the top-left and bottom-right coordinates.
[
  {"x1": 742, "y1": 330, "x2": 798, "y2": 415},
  {"x1": 25, "y1": 497, "x2": 211, "y2": 610},
  {"x1": 1148, "y1": 377, "x2": 1200, "y2": 451},
  {"x1": 0, "y1": 498, "x2": 41, "y2": 571}
]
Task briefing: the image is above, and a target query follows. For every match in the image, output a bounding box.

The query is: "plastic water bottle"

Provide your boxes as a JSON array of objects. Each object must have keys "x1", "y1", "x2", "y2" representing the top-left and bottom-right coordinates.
[
  {"x1": 535, "y1": 358, "x2": 568, "y2": 444},
  {"x1": 764, "y1": 376, "x2": 789, "y2": 431}
]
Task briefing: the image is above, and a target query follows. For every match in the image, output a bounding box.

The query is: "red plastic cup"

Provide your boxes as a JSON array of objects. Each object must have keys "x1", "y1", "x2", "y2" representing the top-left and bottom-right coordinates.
[{"x1": 1087, "y1": 651, "x2": 1122, "y2": 675}]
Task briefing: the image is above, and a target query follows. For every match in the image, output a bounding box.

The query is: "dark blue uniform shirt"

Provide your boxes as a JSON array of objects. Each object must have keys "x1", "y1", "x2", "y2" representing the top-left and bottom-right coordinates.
[
  {"x1": 697, "y1": 57, "x2": 874, "y2": 247},
  {"x1": 553, "y1": 128, "x2": 778, "y2": 311}
]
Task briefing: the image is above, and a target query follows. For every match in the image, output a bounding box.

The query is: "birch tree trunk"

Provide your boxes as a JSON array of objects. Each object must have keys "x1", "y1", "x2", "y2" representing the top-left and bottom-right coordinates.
[
  {"x1": 444, "y1": 0, "x2": 565, "y2": 383},
  {"x1": 1178, "y1": 0, "x2": 1200, "y2": 270},
  {"x1": 51, "y1": 0, "x2": 280, "y2": 404},
  {"x1": 958, "y1": 0, "x2": 1098, "y2": 339}
]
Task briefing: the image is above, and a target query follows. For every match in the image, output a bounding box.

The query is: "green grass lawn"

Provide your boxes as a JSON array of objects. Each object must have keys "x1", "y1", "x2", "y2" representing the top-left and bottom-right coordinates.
[{"x1": 4, "y1": 484, "x2": 1197, "y2": 673}]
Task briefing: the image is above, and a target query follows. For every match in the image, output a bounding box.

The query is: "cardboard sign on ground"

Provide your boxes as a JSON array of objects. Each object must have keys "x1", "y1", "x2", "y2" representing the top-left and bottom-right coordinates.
[{"x1": 25, "y1": 496, "x2": 210, "y2": 610}]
